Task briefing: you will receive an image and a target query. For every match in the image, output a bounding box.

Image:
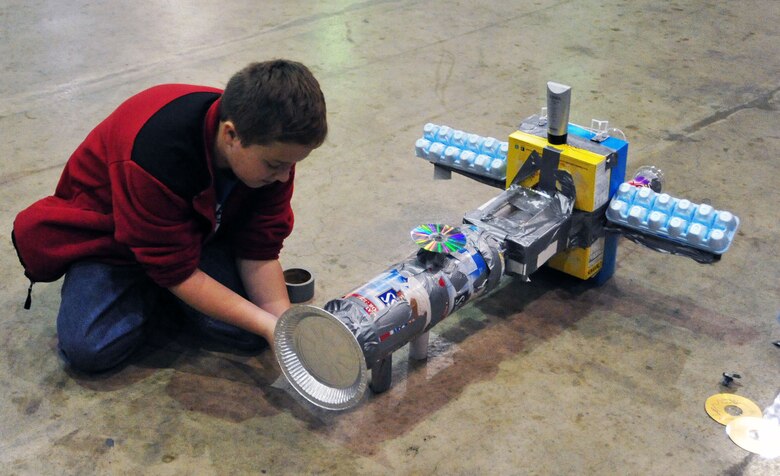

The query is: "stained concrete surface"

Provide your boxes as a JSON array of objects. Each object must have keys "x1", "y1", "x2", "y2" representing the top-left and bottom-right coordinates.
[{"x1": 1, "y1": 0, "x2": 779, "y2": 474}]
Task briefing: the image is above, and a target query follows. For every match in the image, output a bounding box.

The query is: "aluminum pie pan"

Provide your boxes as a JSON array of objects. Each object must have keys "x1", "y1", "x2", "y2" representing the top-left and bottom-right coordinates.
[{"x1": 274, "y1": 305, "x2": 368, "y2": 410}]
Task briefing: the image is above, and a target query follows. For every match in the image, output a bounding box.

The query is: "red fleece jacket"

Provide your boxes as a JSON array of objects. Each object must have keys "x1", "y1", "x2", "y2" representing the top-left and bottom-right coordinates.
[{"x1": 13, "y1": 84, "x2": 294, "y2": 287}]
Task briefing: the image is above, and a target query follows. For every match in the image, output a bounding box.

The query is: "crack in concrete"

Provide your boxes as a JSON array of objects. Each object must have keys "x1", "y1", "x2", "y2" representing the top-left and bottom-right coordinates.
[
  {"x1": 0, "y1": 1, "x2": 404, "y2": 116},
  {"x1": 682, "y1": 86, "x2": 779, "y2": 135},
  {"x1": 0, "y1": 0, "x2": 575, "y2": 116},
  {"x1": 0, "y1": 163, "x2": 66, "y2": 186}
]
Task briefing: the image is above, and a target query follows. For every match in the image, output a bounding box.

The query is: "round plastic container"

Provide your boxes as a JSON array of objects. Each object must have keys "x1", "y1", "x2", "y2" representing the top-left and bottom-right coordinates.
[{"x1": 630, "y1": 165, "x2": 665, "y2": 192}]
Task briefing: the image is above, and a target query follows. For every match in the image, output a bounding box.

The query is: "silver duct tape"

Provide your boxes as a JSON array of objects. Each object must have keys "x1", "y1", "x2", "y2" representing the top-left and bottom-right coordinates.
[
  {"x1": 275, "y1": 225, "x2": 504, "y2": 409},
  {"x1": 326, "y1": 268, "x2": 432, "y2": 366},
  {"x1": 324, "y1": 226, "x2": 502, "y2": 367},
  {"x1": 472, "y1": 227, "x2": 506, "y2": 290},
  {"x1": 463, "y1": 184, "x2": 573, "y2": 278}
]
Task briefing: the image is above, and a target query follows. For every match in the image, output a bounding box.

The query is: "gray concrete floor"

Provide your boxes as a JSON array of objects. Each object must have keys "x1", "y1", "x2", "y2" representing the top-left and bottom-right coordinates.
[{"x1": 1, "y1": 0, "x2": 779, "y2": 474}]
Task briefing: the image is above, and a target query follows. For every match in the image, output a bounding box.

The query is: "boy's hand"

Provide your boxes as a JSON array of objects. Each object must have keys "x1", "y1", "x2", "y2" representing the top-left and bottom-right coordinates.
[
  {"x1": 237, "y1": 258, "x2": 291, "y2": 319},
  {"x1": 168, "y1": 268, "x2": 280, "y2": 344}
]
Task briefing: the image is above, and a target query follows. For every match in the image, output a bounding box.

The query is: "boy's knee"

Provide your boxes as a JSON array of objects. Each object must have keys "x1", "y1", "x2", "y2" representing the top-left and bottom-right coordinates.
[
  {"x1": 56, "y1": 262, "x2": 154, "y2": 373},
  {"x1": 57, "y1": 332, "x2": 140, "y2": 373}
]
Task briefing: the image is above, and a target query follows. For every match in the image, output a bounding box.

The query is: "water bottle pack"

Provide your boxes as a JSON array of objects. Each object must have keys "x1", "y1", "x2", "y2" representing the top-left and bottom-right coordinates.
[
  {"x1": 606, "y1": 183, "x2": 740, "y2": 254},
  {"x1": 415, "y1": 123, "x2": 508, "y2": 181}
]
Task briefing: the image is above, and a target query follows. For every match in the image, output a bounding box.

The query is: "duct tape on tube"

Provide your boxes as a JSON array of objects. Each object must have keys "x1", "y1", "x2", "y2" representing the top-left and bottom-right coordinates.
[{"x1": 275, "y1": 225, "x2": 505, "y2": 409}]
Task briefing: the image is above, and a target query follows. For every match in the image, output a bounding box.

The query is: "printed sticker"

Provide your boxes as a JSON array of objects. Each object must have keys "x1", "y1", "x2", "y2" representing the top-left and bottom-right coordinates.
[{"x1": 377, "y1": 289, "x2": 398, "y2": 306}]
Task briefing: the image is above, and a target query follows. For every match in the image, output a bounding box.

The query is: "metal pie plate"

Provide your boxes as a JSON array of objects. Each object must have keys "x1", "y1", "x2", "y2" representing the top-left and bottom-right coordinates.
[{"x1": 274, "y1": 305, "x2": 368, "y2": 410}]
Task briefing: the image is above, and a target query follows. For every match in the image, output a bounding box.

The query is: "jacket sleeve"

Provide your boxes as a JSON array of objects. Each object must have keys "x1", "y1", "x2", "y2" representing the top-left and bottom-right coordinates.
[
  {"x1": 229, "y1": 169, "x2": 295, "y2": 262},
  {"x1": 109, "y1": 160, "x2": 205, "y2": 287}
]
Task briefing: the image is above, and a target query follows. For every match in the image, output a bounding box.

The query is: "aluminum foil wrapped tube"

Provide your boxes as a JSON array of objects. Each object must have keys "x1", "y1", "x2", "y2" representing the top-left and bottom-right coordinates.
[
  {"x1": 328, "y1": 226, "x2": 503, "y2": 367},
  {"x1": 274, "y1": 226, "x2": 504, "y2": 410}
]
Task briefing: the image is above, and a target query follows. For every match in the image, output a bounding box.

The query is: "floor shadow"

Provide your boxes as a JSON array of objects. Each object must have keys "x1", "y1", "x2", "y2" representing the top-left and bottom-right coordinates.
[
  {"x1": 64, "y1": 262, "x2": 762, "y2": 446},
  {"x1": 67, "y1": 321, "x2": 319, "y2": 424},
  {"x1": 272, "y1": 265, "x2": 763, "y2": 455}
]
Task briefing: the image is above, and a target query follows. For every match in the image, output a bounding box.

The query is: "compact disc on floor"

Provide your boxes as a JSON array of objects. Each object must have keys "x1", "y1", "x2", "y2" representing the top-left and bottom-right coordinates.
[
  {"x1": 726, "y1": 416, "x2": 780, "y2": 457},
  {"x1": 411, "y1": 224, "x2": 467, "y2": 254},
  {"x1": 705, "y1": 393, "x2": 762, "y2": 425}
]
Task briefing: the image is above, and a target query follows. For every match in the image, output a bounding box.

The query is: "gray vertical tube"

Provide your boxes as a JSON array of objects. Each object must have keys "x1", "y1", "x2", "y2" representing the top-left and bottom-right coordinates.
[{"x1": 546, "y1": 81, "x2": 571, "y2": 145}]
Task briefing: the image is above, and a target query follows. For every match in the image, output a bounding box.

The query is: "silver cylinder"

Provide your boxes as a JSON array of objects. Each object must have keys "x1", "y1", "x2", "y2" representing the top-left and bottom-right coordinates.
[
  {"x1": 274, "y1": 226, "x2": 504, "y2": 410},
  {"x1": 546, "y1": 81, "x2": 571, "y2": 145}
]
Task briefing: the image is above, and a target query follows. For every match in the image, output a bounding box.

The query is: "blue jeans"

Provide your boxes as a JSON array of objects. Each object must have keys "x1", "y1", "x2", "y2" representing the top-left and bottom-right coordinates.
[{"x1": 56, "y1": 241, "x2": 265, "y2": 373}]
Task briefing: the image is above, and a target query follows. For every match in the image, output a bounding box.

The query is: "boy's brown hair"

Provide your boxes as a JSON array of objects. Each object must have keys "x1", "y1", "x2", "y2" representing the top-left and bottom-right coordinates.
[{"x1": 220, "y1": 60, "x2": 327, "y2": 147}]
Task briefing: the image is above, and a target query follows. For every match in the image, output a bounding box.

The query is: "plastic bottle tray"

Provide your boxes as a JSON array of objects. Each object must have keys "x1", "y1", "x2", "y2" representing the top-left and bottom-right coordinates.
[
  {"x1": 606, "y1": 183, "x2": 739, "y2": 254},
  {"x1": 415, "y1": 123, "x2": 508, "y2": 181}
]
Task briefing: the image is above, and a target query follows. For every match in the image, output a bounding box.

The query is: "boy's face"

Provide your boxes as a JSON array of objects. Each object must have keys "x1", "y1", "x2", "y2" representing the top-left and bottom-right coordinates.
[
  {"x1": 216, "y1": 122, "x2": 313, "y2": 188},
  {"x1": 228, "y1": 141, "x2": 312, "y2": 188}
]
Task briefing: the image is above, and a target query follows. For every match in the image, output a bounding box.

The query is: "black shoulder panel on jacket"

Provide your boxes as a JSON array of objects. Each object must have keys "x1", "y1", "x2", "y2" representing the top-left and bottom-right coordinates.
[{"x1": 131, "y1": 92, "x2": 219, "y2": 199}]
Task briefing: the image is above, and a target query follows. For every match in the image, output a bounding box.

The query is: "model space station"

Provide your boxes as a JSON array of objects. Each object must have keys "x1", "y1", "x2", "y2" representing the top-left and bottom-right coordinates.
[{"x1": 272, "y1": 82, "x2": 740, "y2": 411}]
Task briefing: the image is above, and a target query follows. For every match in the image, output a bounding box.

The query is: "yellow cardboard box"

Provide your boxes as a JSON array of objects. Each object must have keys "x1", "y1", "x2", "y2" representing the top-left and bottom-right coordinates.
[{"x1": 506, "y1": 130, "x2": 611, "y2": 213}]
